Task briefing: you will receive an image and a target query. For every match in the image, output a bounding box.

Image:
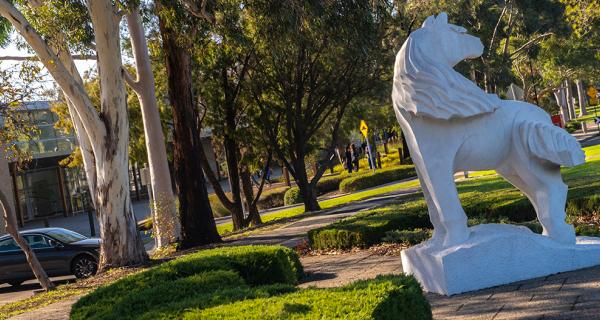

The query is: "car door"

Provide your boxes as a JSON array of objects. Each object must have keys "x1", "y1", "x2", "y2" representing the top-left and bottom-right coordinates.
[
  {"x1": 0, "y1": 237, "x2": 29, "y2": 281},
  {"x1": 23, "y1": 234, "x2": 65, "y2": 276}
]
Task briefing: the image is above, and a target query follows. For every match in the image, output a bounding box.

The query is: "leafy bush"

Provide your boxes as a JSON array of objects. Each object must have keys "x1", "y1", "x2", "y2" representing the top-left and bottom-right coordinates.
[
  {"x1": 72, "y1": 247, "x2": 431, "y2": 320},
  {"x1": 257, "y1": 187, "x2": 290, "y2": 210},
  {"x1": 308, "y1": 205, "x2": 432, "y2": 250},
  {"x1": 71, "y1": 246, "x2": 303, "y2": 320},
  {"x1": 383, "y1": 228, "x2": 432, "y2": 245},
  {"x1": 339, "y1": 166, "x2": 416, "y2": 193},
  {"x1": 184, "y1": 275, "x2": 432, "y2": 320},
  {"x1": 284, "y1": 187, "x2": 303, "y2": 206},
  {"x1": 283, "y1": 175, "x2": 346, "y2": 206},
  {"x1": 575, "y1": 224, "x2": 600, "y2": 237},
  {"x1": 565, "y1": 121, "x2": 582, "y2": 133}
]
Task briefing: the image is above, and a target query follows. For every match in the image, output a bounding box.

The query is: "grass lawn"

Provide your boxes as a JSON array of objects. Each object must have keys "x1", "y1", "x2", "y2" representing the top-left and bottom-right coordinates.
[
  {"x1": 309, "y1": 144, "x2": 600, "y2": 250},
  {"x1": 220, "y1": 143, "x2": 600, "y2": 235},
  {"x1": 217, "y1": 178, "x2": 421, "y2": 234}
]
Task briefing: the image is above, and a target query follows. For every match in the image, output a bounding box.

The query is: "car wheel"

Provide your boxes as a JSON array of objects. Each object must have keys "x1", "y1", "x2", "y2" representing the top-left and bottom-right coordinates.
[{"x1": 72, "y1": 255, "x2": 98, "y2": 279}]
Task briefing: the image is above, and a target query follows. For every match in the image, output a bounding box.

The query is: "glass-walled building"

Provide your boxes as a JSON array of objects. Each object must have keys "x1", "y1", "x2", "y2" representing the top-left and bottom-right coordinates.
[{"x1": 7, "y1": 101, "x2": 92, "y2": 226}]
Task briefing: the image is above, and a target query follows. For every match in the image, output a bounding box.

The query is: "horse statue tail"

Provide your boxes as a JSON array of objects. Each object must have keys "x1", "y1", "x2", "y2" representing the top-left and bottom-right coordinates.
[{"x1": 517, "y1": 121, "x2": 585, "y2": 167}]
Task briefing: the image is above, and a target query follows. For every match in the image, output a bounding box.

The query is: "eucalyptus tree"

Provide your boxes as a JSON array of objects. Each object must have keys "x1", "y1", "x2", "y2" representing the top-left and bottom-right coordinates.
[
  {"x1": 0, "y1": 0, "x2": 147, "y2": 269},
  {"x1": 155, "y1": 0, "x2": 221, "y2": 247},
  {"x1": 246, "y1": 0, "x2": 396, "y2": 211}
]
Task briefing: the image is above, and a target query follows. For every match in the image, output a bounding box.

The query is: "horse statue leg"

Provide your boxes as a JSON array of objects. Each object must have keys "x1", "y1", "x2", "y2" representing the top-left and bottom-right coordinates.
[
  {"x1": 413, "y1": 153, "x2": 470, "y2": 247},
  {"x1": 497, "y1": 162, "x2": 575, "y2": 244}
]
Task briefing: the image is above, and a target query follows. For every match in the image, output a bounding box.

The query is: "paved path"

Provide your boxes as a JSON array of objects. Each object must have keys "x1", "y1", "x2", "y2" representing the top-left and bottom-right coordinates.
[{"x1": 428, "y1": 266, "x2": 600, "y2": 319}]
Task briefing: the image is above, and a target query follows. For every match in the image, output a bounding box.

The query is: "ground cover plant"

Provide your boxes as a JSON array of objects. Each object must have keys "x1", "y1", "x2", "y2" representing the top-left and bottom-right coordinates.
[
  {"x1": 185, "y1": 275, "x2": 432, "y2": 320},
  {"x1": 309, "y1": 147, "x2": 600, "y2": 250},
  {"x1": 70, "y1": 246, "x2": 431, "y2": 320},
  {"x1": 339, "y1": 165, "x2": 416, "y2": 193}
]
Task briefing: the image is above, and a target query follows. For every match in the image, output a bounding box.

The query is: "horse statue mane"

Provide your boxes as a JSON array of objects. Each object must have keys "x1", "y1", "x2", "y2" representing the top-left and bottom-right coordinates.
[{"x1": 392, "y1": 14, "x2": 502, "y2": 120}]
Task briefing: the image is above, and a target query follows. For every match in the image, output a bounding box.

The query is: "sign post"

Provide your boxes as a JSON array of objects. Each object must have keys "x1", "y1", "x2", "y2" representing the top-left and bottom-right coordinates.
[{"x1": 360, "y1": 120, "x2": 375, "y2": 171}]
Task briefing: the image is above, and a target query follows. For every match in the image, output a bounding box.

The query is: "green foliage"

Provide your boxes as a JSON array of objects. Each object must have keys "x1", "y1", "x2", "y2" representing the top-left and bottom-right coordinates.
[
  {"x1": 383, "y1": 229, "x2": 432, "y2": 246},
  {"x1": 308, "y1": 205, "x2": 432, "y2": 250},
  {"x1": 311, "y1": 154, "x2": 600, "y2": 250},
  {"x1": 257, "y1": 186, "x2": 290, "y2": 210},
  {"x1": 565, "y1": 121, "x2": 582, "y2": 133},
  {"x1": 72, "y1": 246, "x2": 430, "y2": 320},
  {"x1": 184, "y1": 275, "x2": 432, "y2": 320},
  {"x1": 71, "y1": 246, "x2": 303, "y2": 320},
  {"x1": 575, "y1": 224, "x2": 600, "y2": 237},
  {"x1": 339, "y1": 166, "x2": 416, "y2": 193},
  {"x1": 284, "y1": 187, "x2": 303, "y2": 206}
]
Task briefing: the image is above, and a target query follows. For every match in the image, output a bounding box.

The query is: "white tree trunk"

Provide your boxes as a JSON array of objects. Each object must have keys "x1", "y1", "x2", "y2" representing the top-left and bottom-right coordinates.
[
  {"x1": 565, "y1": 79, "x2": 577, "y2": 119},
  {"x1": 554, "y1": 86, "x2": 570, "y2": 123},
  {"x1": 0, "y1": 0, "x2": 147, "y2": 269},
  {"x1": 576, "y1": 79, "x2": 588, "y2": 117},
  {"x1": 125, "y1": 9, "x2": 180, "y2": 248},
  {"x1": 86, "y1": 0, "x2": 147, "y2": 268},
  {"x1": 0, "y1": 153, "x2": 55, "y2": 291}
]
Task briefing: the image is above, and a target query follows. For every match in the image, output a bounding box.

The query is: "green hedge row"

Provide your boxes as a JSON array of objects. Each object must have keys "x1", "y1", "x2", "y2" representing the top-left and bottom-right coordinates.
[
  {"x1": 187, "y1": 275, "x2": 432, "y2": 320},
  {"x1": 71, "y1": 246, "x2": 431, "y2": 320},
  {"x1": 283, "y1": 175, "x2": 346, "y2": 205},
  {"x1": 308, "y1": 204, "x2": 432, "y2": 250},
  {"x1": 309, "y1": 191, "x2": 600, "y2": 251},
  {"x1": 257, "y1": 186, "x2": 290, "y2": 210},
  {"x1": 71, "y1": 246, "x2": 303, "y2": 320},
  {"x1": 339, "y1": 166, "x2": 416, "y2": 193}
]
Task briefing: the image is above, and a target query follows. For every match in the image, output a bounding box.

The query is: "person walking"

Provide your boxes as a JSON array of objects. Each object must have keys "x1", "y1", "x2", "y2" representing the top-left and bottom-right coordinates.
[
  {"x1": 351, "y1": 144, "x2": 360, "y2": 172},
  {"x1": 344, "y1": 144, "x2": 353, "y2": 173}
]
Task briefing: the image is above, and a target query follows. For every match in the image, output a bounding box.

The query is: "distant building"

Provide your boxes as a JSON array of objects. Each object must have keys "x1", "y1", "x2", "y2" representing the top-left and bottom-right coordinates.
[
  {"x1": 4, "y1": 101, "x2": 92, "y2": 227},
  {"x1": 0, "y1": 101, "x2": 220, "y2": 235}
]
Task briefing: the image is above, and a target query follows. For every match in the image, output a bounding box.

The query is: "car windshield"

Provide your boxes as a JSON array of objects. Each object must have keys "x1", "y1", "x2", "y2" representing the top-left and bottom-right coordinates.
[{"x1": 45, "y1": 229, "x2": 87, "y2": 244}]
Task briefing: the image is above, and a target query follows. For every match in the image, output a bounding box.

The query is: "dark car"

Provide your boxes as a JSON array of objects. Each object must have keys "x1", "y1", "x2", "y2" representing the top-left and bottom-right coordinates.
[{"x1": 0, "y1": 228, "x2": 100, "y2": 287}]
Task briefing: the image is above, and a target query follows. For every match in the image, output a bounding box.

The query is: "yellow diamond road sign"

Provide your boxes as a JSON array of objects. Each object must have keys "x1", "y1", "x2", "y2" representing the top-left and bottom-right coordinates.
[{"x1": 360, "y1": 120, "x2": 368, "y2": 137}]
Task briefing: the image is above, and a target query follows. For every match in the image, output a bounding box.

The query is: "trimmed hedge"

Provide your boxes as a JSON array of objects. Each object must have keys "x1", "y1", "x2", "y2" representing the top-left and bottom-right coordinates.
[
  {"x1": 283, "y1": 175, "x2": 346, "y2": 205},
  {"x1": 184, "y1": 275, "x2": 432, "y2": 320},
  {"x1": 339, "y1": 166, "x2": 416, "y2": 193},
  {"x1": 257, "y1": 186, "x2": 290, "y2": 210},
  {"x1": 284, "y1": 187, "x2": 303, "y2": 206},
  {"x1": 383, "y1": 228, "x2": 432, "y2": 245},
  {"x1": 71, "y1": 247, "x2": 431, "y2": 320},
  {"x1": 308, "y1": 205, "x2": 432, "y2": 250},
  {"x1": 71, "y1": 246, "x2": 303, "y2": 320}
]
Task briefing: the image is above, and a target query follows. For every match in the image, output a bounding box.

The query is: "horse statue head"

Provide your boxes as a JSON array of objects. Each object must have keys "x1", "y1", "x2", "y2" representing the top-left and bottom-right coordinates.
[
  {"x1": 392, "y1": 12, "x2": 501, "y2": 120},
  {"x1": 417, "y1": 12, "x2": 484, "y2": 67}
]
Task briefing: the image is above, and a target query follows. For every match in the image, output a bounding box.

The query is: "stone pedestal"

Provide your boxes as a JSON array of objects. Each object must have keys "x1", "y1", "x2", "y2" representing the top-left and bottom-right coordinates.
[{"x1": 401, "y1": 224, "x2": 600, "y2": 295}]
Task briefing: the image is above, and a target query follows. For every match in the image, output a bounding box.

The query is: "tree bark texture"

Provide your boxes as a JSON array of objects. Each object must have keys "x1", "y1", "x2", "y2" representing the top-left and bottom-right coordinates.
[
  {"x1": 157, "y1": 2, "x2": 221, "y2": 247},
  {"x1": 576, "y1": 79, "x2": 588, "y2": 117},
  {"x1": 125, "y1": 9, "x2": 180, "y2": 248},
  {"x1": 554, "y1": 86, "x2": 570, "y2": 123},
  {"x1": 565, "y1": 79, "x2": 576, "y2": 119},
  {"x1": 0, "y1": 0, "x2": 147, "y2": 269}
]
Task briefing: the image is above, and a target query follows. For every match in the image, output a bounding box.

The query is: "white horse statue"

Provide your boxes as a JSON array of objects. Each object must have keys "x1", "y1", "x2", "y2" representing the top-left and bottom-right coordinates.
[{"x1": 392, "y1": 13, "x2": 585, "y2": 248}]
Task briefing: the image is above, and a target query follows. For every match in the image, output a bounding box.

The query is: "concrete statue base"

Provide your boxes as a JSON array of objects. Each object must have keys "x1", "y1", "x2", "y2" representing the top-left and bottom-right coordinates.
[{"x1": 401, "y1": 224, "x2": 600, "y2": 295}]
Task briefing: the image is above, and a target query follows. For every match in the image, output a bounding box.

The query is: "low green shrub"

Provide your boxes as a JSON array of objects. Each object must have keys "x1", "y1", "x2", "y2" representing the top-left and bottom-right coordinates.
[
  {"x1": 566, "y1": 194, "x2": 600, "y2": 217},
  {"x1": 317, "y1": 174, "x2": 345, "y2": 193},
  {"x1": 257, "y1": 186, "x2": 290, "y2": 210},
  {"x1": 565, "y1": 121, "x2": 582, "y2": 133},
  {"x1": 383, "y1": 228, "x2": 432, "y2": 245},
  {"x1": 308, "y1": 205, "x2": 432, "y2": 250},
  {"x1": 339, "y1": 166, "x2": 416, "y2": 193},
  {"x1": 184, "y1": 275, "x2": 432, "y2": 320},
  {"x1": 284, "y1": 187, "x2": 303, "y2": 206},
  {"x1": 71, "y1": 246, "x2": 303, "y2": 320},
  {"x1": 575, "y1": 224, "x2": 600, "y2": 237},
  {"x1": 283, "y1": 175, "x2": 346, "y2": 206}
]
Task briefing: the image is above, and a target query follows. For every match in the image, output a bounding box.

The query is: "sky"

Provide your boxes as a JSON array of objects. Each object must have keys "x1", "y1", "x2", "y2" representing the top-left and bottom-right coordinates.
[{"x1": 1, "y1": 34, "x2": 97, "y2": 101}]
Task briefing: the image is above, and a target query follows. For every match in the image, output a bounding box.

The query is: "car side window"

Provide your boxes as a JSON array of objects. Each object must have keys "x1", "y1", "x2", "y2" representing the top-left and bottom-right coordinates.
[
  {"x1": 24, "y1": 235, "x2": 54, "y2": 249},
  {"x1": 0, "y1": 238, "x2": 19, "y2": 252}
]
